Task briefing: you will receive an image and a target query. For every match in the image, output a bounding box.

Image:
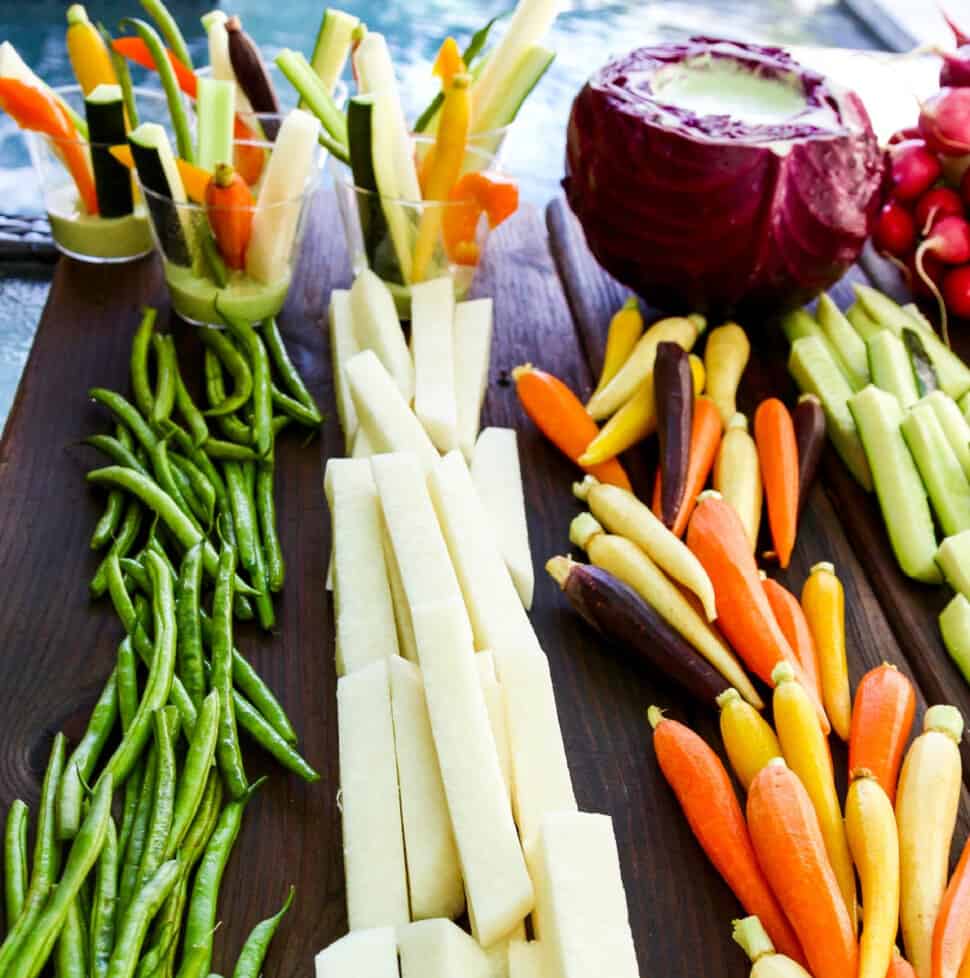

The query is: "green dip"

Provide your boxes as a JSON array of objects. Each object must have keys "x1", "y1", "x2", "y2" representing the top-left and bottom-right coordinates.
[
  {"x1": 47, "y1": 185, "x2": 152, "y2": 262},
  {"x1": 164, "y1": 262, "x2": 292, "y2": 326}
]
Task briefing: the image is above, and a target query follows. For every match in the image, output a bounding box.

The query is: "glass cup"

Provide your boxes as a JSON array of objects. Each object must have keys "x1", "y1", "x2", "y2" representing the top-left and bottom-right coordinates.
[
  {"x1": 331, "y1": 135, "x2": 512, "y2": 317},
  {"x1": 24, "y1": 86, "x2": 172, "y2": 263},
  {"x1": 138, "y1": 127, "x2": 322, "y2": 327}
]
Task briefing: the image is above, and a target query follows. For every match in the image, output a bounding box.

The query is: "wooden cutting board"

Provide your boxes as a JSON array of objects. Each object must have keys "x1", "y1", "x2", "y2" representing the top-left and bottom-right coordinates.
[{"x1": 0, "y1": 188, "x2": 965, "y2": 976}]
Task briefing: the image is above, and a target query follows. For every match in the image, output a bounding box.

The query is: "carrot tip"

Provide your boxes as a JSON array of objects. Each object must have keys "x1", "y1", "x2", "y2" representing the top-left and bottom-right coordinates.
[
  {"x1": 771, "y1": 661, "x2": 796, "y2": 686},
  {"x1": 715, "y1": 688, "x2": 742, "y2": 710},
  {"x1": 572, "y1": 475, "x2": 598, "y2": 502},
  {"x1": 569, "y1": 512, "x2": 602, "y2": 551},
  {"x1": 809, "y1": 560, "x2": 835, "y2": 576},
  {"x1": 849, "y1": 767, "x2": 875, "y2": 782},
  {"x1": 731, "y1": 916, "x2": 775, "y2": 964},
  {"x1": 696, "y1": 490, "x2": 722, "y2": 503},
  {"x1": 510, "y1": 364, "x2": 533, "y2": 382},
  {"x1": 544, "y1": 555, "x2": 573, "y2": 589},
  {"x1": 646, "y1": 706, "x2": 666, "y2": 730},
  {"x1": 924, "y1": 704, "x2": 964, "y2": 742}
]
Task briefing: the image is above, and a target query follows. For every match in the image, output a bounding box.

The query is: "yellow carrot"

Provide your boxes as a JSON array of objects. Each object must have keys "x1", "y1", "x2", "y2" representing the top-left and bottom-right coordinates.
[
  {"x1": 66, "y1": 4, "x2": 118, "y2": 95},
  {"x1": 689, "y1": 353, "x2": 706, "y2": 395},
  {"x1": 714, "y1": 413, "x2": 763, "y2": 551},
  {"x1": 717, "y1": 688, "x2": 781, "y2": 791},
  {"x1": 591, "y1": 297, "x2": 643, "y2": 398},
  {"x1": 705, "y1": 322, "x2": 751, "y2": 426},
  {"x1": 771, "y1": 661, "x2": 857, "y2": 933}
]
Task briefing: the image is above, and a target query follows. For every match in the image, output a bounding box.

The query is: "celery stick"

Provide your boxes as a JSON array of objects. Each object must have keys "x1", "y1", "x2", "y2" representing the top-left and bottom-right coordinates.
[
  {"x1": 274, "y1": 49, "x2": 349, "y2": 161},
  {"x1": 196, "y1": 77, "x2": 235, "y2": 172},
  {"x1": 473, "y1": 43, "x2": 555, "y2": 137},
  {"x1": 309, "y1": 8, "x2": 359, "y2": 96}
]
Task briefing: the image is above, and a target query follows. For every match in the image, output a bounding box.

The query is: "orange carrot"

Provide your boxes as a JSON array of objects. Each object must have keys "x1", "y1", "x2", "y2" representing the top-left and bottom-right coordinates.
[
  {"x1": 442, "y1": 171, "x2": 519, "y2": 266},
  {"x1": 755, "y1": 398, "x2": 800, "y2": 568},
  {"x1": 933, "y1": 837, "x2": 970, "y2": 978},
  {"x1": 652, "y1": 395, "x2": 723, "y2": 537},
  {"x1": 686, "y1": 491, "x2": 829, "y2": 732},
  {"x1": 513, "y1": 364, "x2": 632, "y2": 490},
  {"x1": 648, "y1": 708, "x2": 806, "y2": 965},
  {"x1": 111, "y1": 36, "x2": 197, "y2": 98},
  {"x1": 0, "y1": 79, "x2": 98, "y2": 215},
  {"x1": 232, "y1": 115, "x2": 267, "y2": 187},
  {"x1": 747, "y1": 760, "x2": 859, "y2": 978},
  {"x1": 848, "y1": 663, "x2": 915, "y2": 805},
  {"x1": 890, "y1": 950, "x2": 918, "y2": 978},
  {"x1": 762, "y1": 576, "x2": 823, "y2": 705},
  {"x1": 205, "y1": 163, "x2": 255, "y2": 270}
]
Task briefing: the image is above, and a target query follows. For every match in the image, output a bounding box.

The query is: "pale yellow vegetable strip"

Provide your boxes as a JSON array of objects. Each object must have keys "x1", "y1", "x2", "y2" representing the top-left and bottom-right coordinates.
[
  {"x1": 570, "y1": 512, "x2": 762, "y2": 709},
  {"x1": 713, "y1": 414, "x2": 763, "y2": 552},
  {"x1": 704, "y1": 323, "x2": 750, "y2": 426}
]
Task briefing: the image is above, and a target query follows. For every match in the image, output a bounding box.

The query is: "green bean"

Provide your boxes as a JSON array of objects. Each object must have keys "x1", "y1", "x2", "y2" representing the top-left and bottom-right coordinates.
[
  {"x1": 173, "y1": 373, "x2": 209, "y2": 449},
  {"x1": 166, "y1": 691, "x2": 219, "y2": 860},
  {"x1": 223, "y1": 462, "x2": 256, "y2": 570},
  {"x1": 90, "y1": 498, "x2": 144, "y2": 599},
  {"x1": 170, "y1": 460, "x2": 210, "y2": 530},
  {"x1": 118, "y1": 751, "x2": 156, "y2": 914},
  {"x1": 90, "y1": 389, "x2": 159, "y2": 455},
  {"x1": 92, "y1": 489, "x2": 125, "y2": 550},
  {"x1": 99, "y1": 552, "x2": 178, "y2": 787},
  {"x1": 54, "y1": 900, "x2": 89, "y2": 978},
  {"x1": 151, "y1": 334, "x2": 177, "y2": 428},
  {"x1": 0, "y1": 734, "x2": 67, "y2": 969},
  {"x1": 118, "y1": 761, "x2": 143, "y2": 866},
  {"x1": 203, "y1": 438, "x2": 259, "y2": 462},
  {"x1": 139, "y1": 0, "x2": 193, "y2": 69},
  {"x1": 181, "y1": 780, "x2": 265, "y2": 974},
  {"x1": 231, "y1": 886, "x2": 294, "y2": 978},
  {"x1": 135, "y1": 709, "x2": 178, "y2": 895},
  {"x1": 263, "y1": 318, "x2": 321, "y2": 420},
  {"x1": 85, "y1": 435, "x2": 151, "y2": 477},
  {"x1": 58, "y1": 670, "x2": 120, "y2": 840},
  {"x1": 130, "y1": 309, "x2": 157, "y2": 421},
  {"x1": 200, "y1": 331, "x2": 253, "y2": 419},
  {"x1": 4, "y1": 800, "x2": 28, "y2": 926},
  {"x1": 98, "y1": 21, "x2": 138, "y2": 128},
  {"x1": 89, "y1": 818, "x2": 118, "y2": 978},
  {"x1": 119, "y1": 20, "x2": 194, "y2": 161},
  {"x1": 151, "y1": 439, "x2": 204, "y2": 535},
  {"x1": 171, "y1": 453, "x2": 216, "y2": 526},
  {"x1": 117, "y1": 637, "x2": 140, "y2": 731},
  {"x1": 175, "y1": 544, "x2": 206, "y2": 713},
  {"x1": 7, "y1": 774, "x2": 113, "y2": 978},
  {"x1": 202, "y1": 347, "x2": 254, "y2": 444},
  {"x1": 175, "y1": 943, "x2": 211, "y2": 978},
  {"x1": 271, "y1": 415, "x2": 290, "y2": 438},
  {"x1": 105, "y1": 858, "x2": 180, "y2": 978},
  {"x1": 270, "y1": 384, "x2": 321, "y2": 429},
  {"x1": 212, "y1": 540, "x2": 248, "y2": 798},
  {"x1": 225, "y1": 317, "x2": 271, "y2": 457},
  {"x1": 255, "y1": 462, "x2": 284, "y2": 593},
  {"x1": 234, "y1": 692, "x2": 318, "y2": 781},
  {"x1": 132, "y1": 922, "x2": 175, "y2": 978}
]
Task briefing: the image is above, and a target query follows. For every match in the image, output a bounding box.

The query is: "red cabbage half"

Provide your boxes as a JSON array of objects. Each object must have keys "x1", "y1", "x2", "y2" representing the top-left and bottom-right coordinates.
[{"x1": 564, "y1": 38, "x2": 885, "y2": 317}]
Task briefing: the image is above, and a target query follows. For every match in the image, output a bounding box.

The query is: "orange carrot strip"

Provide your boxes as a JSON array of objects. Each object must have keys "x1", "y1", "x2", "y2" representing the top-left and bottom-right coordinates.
[
  {"x1": 762, "y1": 576, "x2": 823, "y2": 706},
  {"x1": 848, "y1": 664, "x2": 915, "y2": 806},
  {"x1": 442, "y1": 171, "x2": 519, "y2": 266},
  {"x1": 111, "y1": 36, "x2": 197, "y2": 98},
  {"x1": 890, "y1": 950, "x2": 918, "y2": 978},
  {"x1": 648, "y1": 709, "x2": 806, "y2": 965},
  {"x1": 205, "y1": 163, "x2": 255, "y2": 270},
  {"x1": 513, "y1": 364, "x2": 632, "y2": 490},
  {"x1": 747, "y1": 760, "x2": 858, "y2": 978},
  {"x1": 933, "y1": 837, "x2": 970, "y2": 978},
  {"x1": 754, "y1": 398, "x2": 800, "y2": 568},
  {"x1": 652, "y1": 395, "x2": 723, "y2": 537}
]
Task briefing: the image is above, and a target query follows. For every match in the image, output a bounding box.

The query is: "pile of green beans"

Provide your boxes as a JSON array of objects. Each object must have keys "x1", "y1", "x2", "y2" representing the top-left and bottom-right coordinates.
[{"x1": 0, "y1": 310, "x2": 320, "y2": 976}]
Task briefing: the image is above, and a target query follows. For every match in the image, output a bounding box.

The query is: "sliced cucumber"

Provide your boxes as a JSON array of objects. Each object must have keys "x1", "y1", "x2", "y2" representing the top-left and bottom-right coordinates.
[
  {"x1": 472, "y1": 44, "x2": 555, "y2": 136},
  {"x1": 902, "y1": 302, "x2": 937, "y2": 340},
  {"x1": 901, "y1": 402, "x2": 970, "y2": 537},
  {"x1": 937, "y1": 531, "x2": 970, "y2": 598},
  {"x1": 855, "y1": 283, "x2": 970, "y2": 400},
  {"x1": 903, "y1": 328, "x2": 939, "y2": 397},
  {"x1": 817, "y1": 292, "x2": 868, "y2": 391},
  {"x1": 848, "y1": 384, "x2": 940, "y2": 584},
  {"x1": 347, "y1": 94, "x2": 392, "y2": 275},
  {"x1": 962, "y1": 390, "x2": 970, "y2": 426},
  {"x1": 84, "y1": 84, "x2": 133, "y2": 218},
  {"x1": 867, "y1": 330, "x2": 919, "y2": 409},
  {"x1": 309, "y1": 8, "x2": 358, "y2": 95},
  {"x1": 846, "y1": 302, "x2": 883, "y2": 342},
  {"x1": 788, "y1": 335, "x2": 873, "y2": 491},
  {"x1": 922, "y1": 390, "x2": 970, "y2": 482},
  {"x1": 196, "y1": 77, "x2": 235, "y2": 171},
  {"x1": 783, "y1": 308, "x2": 826, "y2": 345},
  {"x1": 940, "y1": 594, "x2": 970, "y2": 682}
]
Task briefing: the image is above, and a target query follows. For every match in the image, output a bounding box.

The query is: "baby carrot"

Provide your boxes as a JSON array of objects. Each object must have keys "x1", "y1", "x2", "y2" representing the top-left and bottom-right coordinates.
[
  {"x1": 801, "y1": 561, "x2": 852, "y2": 742},
  {"x1": 848, "y1": 663, "x2": 915, "y2": 805},
  {"x1": 747, "y1": 759, "x2": 858, "y2": 978},
  {"x1": 716, "y1": 688, "x2": 781, "y2": 792},
  {"x1": 846, "y1": 770, "x2": 900, "y2": 978},
  {"x1": 648, "y1": 708, "x2": 805, "y2": 964},
  {"x1": 652, "y1": 395, "x2": 723, "y2": 537},
  {"x1": 754, "y1": 398, "x2": 800, "y2": 569},
  {"x1": 932, "y1": 835, "x2": 970, "y2": 978},
  {"x1": 686, "y1": 492, "x2": 828, "y2": 731},
  {"x1": 771, "y1": 662, "x2": 856, "y2": 933},
  {"x1": 762, "y1": 575, "x2": 823, "y2": 706},
  {"x1": 205, "y1": 164, "x2": 254, "y2": 270},
  {"x1": 590, "y1": 297, "x2": 643, "y2": 398},
  {"x1": 512, "y1": 364, "x2": 631, "y2": 490}
]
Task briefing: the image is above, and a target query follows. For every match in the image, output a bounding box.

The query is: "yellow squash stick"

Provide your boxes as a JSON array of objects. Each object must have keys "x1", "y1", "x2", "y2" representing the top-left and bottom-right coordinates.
[
  {"x1": 569, "y1": 512, "x2": 762, "y2": 708},
  {"x1": 590, "y1": 297, "x2": 643, "y2": 399},
  {"x1": 714, "y1": 413, "x2": 763, "y2": 552},
  {"x1": 771, "y1": 662, "x2": 857, "y2": 934},
  {"x1": 66, "y1": 4, "x2": 117, "y2": 95},
  {"x1": 716, "y1": 688, "x2": 781, "y2": 791},
  {"x1": 413, "y1": 39, "x2": 469, "y2": 283}
]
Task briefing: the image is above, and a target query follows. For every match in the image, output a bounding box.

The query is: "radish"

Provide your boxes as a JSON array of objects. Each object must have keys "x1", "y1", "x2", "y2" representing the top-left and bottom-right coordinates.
[
  {"x1": 940, "y1": 47, "x2": 970, "y2": 88},
  {"x1": 908, "y1": 250, "x2": 945, "y2": 298},
  {"x1": 942, "y1": 264, "x2": 970, "y2": 318},
  {"x1": 919, "y1": 88, "x2": 970, "y2": 156},
  {"x1": 941, "y1": 6, "x2": 970, "y2": 48},
  {"x1": 889, "y1": 126, "x2": 922, "y2": 145},
  {"x1": 874, "y1": 200, "x2": 917, "y2": 258},
  {"x1": 891, "y1": 140, "x2": 943, "y2": 200},
  {"x1": 960, "y1": 166, "x2": 970, "y2": 206},
  {"x1": 914, "y1": 186, "x2": 964, "y2": 232},
  {"x1": 915, "y1": 215, "x2": 970, "y2": 343}
]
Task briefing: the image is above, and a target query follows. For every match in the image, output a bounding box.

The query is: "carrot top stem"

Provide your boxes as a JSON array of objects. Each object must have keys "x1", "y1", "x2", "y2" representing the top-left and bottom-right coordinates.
[
  {"x1": 647, "y1": 705, "x2": 666, "y2": 730},
  {"x1": 925, "y1": 704, "x2": 964, "y2": 742},
  {"x1": 733, "y1": 916, "x2": 775, "y2": 964},
  {"x1": 545, "y1": 555, "x2": 572, "y2": 588}
]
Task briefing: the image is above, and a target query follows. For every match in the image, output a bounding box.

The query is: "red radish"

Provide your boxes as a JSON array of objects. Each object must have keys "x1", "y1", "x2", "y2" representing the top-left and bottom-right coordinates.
[
  {"x1": 941, "y1": 6, "x2": 970, "y2": 47},
  {"x1": 943, "y1": 264, "x2": 970, "y2": 318},
  {"x1": 908, "y1": 250, "x2": 946, "y2": 298},
  {"x1": 960, "y1": 166, "x2": 970, "y2": 206},
  {"x1": 889, "y1": 127, "x2": 922, "y2": 146},
  {"x1": 915, "y1": 186, "x2": 964, "y2": 232},
  {"x1": 916, "y1": 215, "x2": 970, "y2": 343},
  {"x1": 919, "y1": 89, "x2": 970, "y2": 156},
  {"x1": 874, "y1": 200, "x2": 917, "y2": 257},
  {"x1": 890, "y1": 141, "x2": 943, "y2": 200},
  {"x1": 940, "y1": 47, "x2": 970, "y2": 88}
]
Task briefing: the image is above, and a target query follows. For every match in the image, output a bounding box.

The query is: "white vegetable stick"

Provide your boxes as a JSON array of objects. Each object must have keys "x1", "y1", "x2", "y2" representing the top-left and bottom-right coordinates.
[
  {"x1": 383, "y1": 526, "x2": 419, "y2": 663},
  {"x1": 472, "y1": 428, "x2": 534, "y2": 609},
  {"x1": 477, "y1": 651, "x2": 513, "y2": 797},
  {"x1": 398, "y1": 919, "x2": 491, "y2": 978},
  {"x1": 245, "y1": 108, "x2": 321, "y2": 284},
  {"x1": 336, "y1": 660, "x2": 410, "y2": 930},
  {"x1": 388, "y1": 657, "x2": 465, "y2": 921},
  {"x1": 493, "y1": 649, "x2": 575, "y2": 848},
  {"x1": 350, "y1": 268, "x2": 414, "y2": 402},
  {"x1": 314, "y1": 928, "x2": 399, "y2": 978},
  {"x1": 324, "y1": 459, "x2": 399, "y2": 674},
  {"x1": 347, "y1": 351, "x2": 439, "y2": 472},
  {"x1": 508, "y1": 941, "x2": 547, "y2": 978},
  {"x1": 350, "y1": 427, "x2": 374, "y2": 458},
  {"x1": 428, "y1": 450, "x2": 542, "y2": 655},
  {"x1": 483, "y1": 922, "x2": 527, "y2": 978},
  {"x1": 328, "y1": 289, "x2": 359, "y2": 452},
  {"x1": 454, "y1": 299, "x2": 494, "y2": 459},
  {"x1": 532, "y1": 813, "x2": 639, "y2": 978},
  {"x1": 411, "y1": 277, "x2": 459, "y2": 453}
]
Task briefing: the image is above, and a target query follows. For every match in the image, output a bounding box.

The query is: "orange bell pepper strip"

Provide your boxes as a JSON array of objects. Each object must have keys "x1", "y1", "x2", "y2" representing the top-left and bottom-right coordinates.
[
  {"x1": 109, "y1": 145, "x2": 212, "y2": 204},
  {"x1": 442, "y1": 170, "x2": 519, "y2": 266},
  {"x1": 111, "y1": 36, "x2": 197, "y2": 99},
  {"x1": 0, "y1": 78, "x2": 98, "y2": 215}
]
